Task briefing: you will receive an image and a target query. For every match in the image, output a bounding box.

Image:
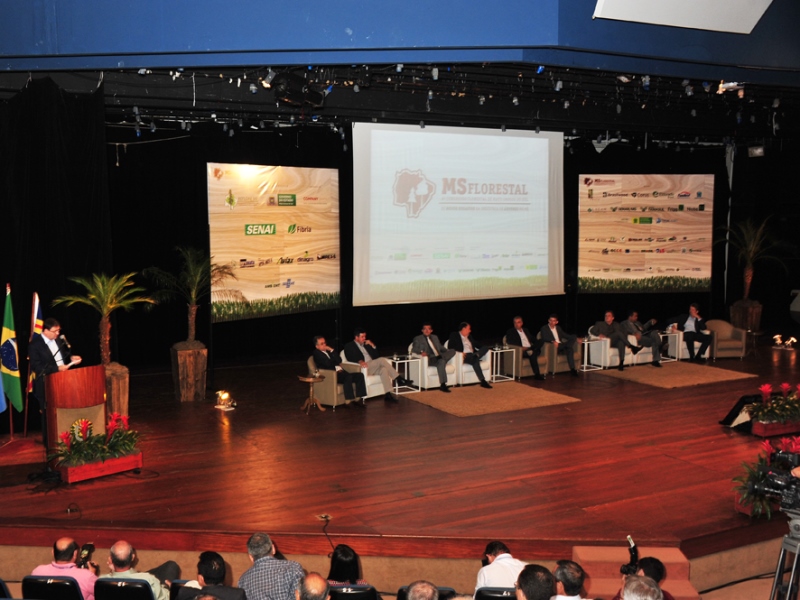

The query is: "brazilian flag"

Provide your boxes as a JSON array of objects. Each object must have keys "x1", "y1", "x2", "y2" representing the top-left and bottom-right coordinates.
[{"x1": 1, "y1": 285, "x2": 23, "y2": 412}]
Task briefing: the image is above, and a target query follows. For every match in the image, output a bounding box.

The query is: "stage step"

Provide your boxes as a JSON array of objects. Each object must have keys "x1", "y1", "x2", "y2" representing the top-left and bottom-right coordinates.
[{"x1": 573, "y1": 546, "x2": 700, "y2": 600}]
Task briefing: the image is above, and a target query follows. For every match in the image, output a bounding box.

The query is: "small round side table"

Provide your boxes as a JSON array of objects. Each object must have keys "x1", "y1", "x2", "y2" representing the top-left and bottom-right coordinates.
[{"x1": 298, "y1": 375, "x2": 326, "y2": 414}]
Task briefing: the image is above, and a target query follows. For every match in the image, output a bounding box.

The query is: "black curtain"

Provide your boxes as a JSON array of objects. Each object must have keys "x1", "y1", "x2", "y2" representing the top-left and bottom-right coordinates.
[{"x1": 0, "y1": 77, "x2": 111, "y2": 433}]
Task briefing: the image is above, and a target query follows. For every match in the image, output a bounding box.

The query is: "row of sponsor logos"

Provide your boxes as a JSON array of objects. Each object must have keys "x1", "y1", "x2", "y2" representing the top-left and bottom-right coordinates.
[
  {"x1": 221, "y1": 190, "x2": 325, "y2": 209},
  {"x1": 584, "y1": 205, "x2": 706, "y2": 213},
  {"x1": 585, "y1": 189, "x2": 703, "y2": 199},
  {"x1": 584, "y1": 267, "x2": 705, "y2": 273},
  {"x1": 387, "y1": 252, "x2": 541, "y2": 260},
  {"x1": 587, "y1": 248, "x2": 704, "y2": 254},
  {"x1": 235, "y1": 253, "x2": 337, "y2": 268},
  {"x1": 244, "y1": 223, "x2": 316, "y2": 235},
  {"x1": 582, "y1": 236, "x2": 706, "y2": 243}
]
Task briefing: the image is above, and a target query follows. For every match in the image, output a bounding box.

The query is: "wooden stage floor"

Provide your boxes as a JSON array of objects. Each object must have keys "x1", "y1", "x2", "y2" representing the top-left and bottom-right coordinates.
[{"x1": 0, "y1": 347, "x2": 795, "y2": 560}]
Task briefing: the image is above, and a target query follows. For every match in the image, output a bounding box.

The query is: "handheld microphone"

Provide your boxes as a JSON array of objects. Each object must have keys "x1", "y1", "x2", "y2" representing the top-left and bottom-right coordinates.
[{"x1": 60, "y1": 334, "x2": 71, "y2": 349}]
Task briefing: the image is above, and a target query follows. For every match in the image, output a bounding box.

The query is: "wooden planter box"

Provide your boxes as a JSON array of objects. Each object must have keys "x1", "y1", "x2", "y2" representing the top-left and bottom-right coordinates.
[
  {"x1": 55, "y1": 452, "x2": 143, "y2": 484},
  {"x1": 171, "y1": 347, "x2": 208, "y2": 402},
  {"x1": 751, "y1": 421, "x2": 800, "y2": 437}
]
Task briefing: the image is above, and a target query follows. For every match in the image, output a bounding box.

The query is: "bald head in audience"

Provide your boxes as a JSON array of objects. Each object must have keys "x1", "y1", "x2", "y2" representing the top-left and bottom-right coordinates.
[
  {"x1": 108, "y1": 540, "x2": 136, "y2": 571},
  {"x1": 297, "y1": 572, "x2": 331, "y2": 600},
  {"x1": 407, "y1": 580, "x2": 438, "y2": 600}
]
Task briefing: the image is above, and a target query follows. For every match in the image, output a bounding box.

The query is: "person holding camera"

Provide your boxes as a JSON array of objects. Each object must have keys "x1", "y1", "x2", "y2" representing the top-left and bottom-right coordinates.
[{"x1": 32, "y1": 537, "x2": 98, "y2": 600}]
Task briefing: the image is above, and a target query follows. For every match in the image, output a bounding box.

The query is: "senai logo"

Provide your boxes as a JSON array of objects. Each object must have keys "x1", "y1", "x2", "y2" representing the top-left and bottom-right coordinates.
[
  {"x1": 245, "y1": 224, "x2": 276, "y2": 235},
  {"x1": 288, "y1": 224, "x2": 312, "y2": 234},
  {"x1": 393, "y1": 169, "x2": 436, "y2": 218}
]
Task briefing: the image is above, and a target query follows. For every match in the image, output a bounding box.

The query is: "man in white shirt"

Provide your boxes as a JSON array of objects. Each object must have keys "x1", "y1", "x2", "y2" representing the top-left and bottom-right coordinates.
[{"x1": 475, "y1": 541, "x2": 526, "y2": 594}]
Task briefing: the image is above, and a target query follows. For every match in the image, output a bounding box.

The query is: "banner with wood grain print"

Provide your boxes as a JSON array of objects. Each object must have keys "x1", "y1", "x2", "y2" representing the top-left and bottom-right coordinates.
[
  {"x1": 207, "y1": 163, "x2": 340, "y2": 321},
  {"x1": 578, "y1": 174, "x2": 714, "y2": 293}
]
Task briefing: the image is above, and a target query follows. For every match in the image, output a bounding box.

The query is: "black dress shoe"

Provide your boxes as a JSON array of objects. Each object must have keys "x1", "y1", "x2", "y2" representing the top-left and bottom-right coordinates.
[
  {"x1": 570, "y1": 369, "x2": 579, "y2": 377},
  {"x1": 439, "y1": 383, "x2": 451, "y2": 393},
  {"x1": 617, "y1": 364, "x2": 624, "y2": 371},
  {"x1": 652, "y1": 361, "x2": 662, "y2": 368},
  {"x1": 480, "y1": 380, "x2": 492, "y2": 389},
  {"x1": 630, "y1": 345, "x2": 643, "y2": 355},
  {"x1": 403, "y1": 377, "x2": 415, "y2": 386},
  {"x1": 384, "y1": 392, "x2": 397, "y2": 402},
  {"x1": 533, "y1": 374, "x2": 546, "y2": 381}
]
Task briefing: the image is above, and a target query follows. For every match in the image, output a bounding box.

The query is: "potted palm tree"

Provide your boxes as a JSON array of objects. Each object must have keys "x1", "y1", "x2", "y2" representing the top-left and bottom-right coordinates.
[
  {"x1": 720, "y1": 217, "x2": 786, "y2": 331},
  {"x1": 143, "y1": 247, "x2": 236, "y2": 401},
  {"x1": 53, "y1": 273, "x2": 156, "y2": 416}
]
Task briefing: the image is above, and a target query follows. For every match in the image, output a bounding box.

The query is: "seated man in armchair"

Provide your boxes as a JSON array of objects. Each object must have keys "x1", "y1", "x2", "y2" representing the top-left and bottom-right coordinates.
[{"x1": 505, "y1": 316, "x2": 545, "y2": 380}]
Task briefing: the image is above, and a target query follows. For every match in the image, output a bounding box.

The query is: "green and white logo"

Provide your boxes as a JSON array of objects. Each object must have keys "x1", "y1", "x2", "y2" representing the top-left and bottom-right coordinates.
[
  {"x1": 278, "y1": 194, "x2": 296, "y2": 206},
  {"x1": 244, "y1": 224, "x2": 276, "y2": 235},
  {"x1": 288, "y1": 224, "x2": 297, "y2": 234}
]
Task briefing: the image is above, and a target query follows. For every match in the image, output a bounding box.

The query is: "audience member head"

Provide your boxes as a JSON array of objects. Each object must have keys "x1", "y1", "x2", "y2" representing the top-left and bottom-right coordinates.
[
  {"x1": 407, "y1": 580, "x2": 438, "y2": 600},
  {"x1": 196, "y1": 596, "x2": 219, "y2": 600},
  {"x1": 197, "y1": 551, "x2": 226, "y2": 586},
  {"x1": 297, "y1": 572, "x2": 331, "y2": 600},
  {"x1": 483, "y1": 541, "x2": 511, "y2": 562},
  {"x1": 53, "y1": 538, "x2": 79, "y2": 563},
  {"x1": 637, "y1": 557, "x2": 666, "y2": 585},
  {"x1": 109, "y1": 540, "x2": 135, "y2": 571},
  {"x1": 516, "y1": 564, "x2": 556, "y2": 600},
  {"x1": 621, "y1": 575, "x2": 663, "y2": 600},
  {"x1": 553, "y1": 559, "x2": 586, "y2": 597},
  {"x1": 247, "y1": 532, "x2": 274, "y2": 560},
  {"x1": 327, "y1": 544, "x2": 361, "y2": 584}
]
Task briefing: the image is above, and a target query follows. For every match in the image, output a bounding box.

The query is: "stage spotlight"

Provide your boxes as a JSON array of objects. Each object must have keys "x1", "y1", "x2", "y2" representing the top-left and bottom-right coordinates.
[
  {"x1": 215, "y1": 390, "x2": 237, "y2": 410},
  {"x1": 272, "y1": 72, "x2": 325, "y2": 107}
]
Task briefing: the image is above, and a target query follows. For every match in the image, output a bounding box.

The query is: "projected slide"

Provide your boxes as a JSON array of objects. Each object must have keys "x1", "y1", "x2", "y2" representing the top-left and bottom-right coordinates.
[
  {"x1": 207, "y1": 163, "x2": 340, "y2": 321},
  {"x1": 578, "y1": 174, "x2": 714, "y2": 293},
  {"x1": 352, "y1": 123, "x2": 564, "y2": 306}
]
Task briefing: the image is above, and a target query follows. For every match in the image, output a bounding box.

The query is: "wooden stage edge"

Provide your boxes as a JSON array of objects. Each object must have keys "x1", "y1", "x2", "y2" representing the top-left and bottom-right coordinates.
[{"x1": 0, "y1": 517, "x2": 788, "y2": 561}]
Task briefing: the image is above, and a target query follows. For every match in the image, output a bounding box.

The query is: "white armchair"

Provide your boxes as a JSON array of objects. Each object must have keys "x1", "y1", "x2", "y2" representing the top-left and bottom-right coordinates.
[
  {"x1": 444, "y1": 341, "x2": 492, "y2": 385},
  {"x1": 338, "y1": 351, "x2": 387, "y2": 398},
  {"x1": 669, "y1": 329, "x2": 712, "y2": 360},
  {"x1": 407, "y1": 344, "x2": 458, "y2": 390},
  {"x1": 585, "y1": 327, "x2": 653, "y2": 368}
]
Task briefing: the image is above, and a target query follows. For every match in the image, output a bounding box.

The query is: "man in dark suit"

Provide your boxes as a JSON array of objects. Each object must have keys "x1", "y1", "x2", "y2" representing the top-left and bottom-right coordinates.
[
  {"x1": 622, "y1": 309, "x2": 663, "y2": 368},
  {"x1": 28, "y1": 317, "x2": 82, "y2": 445},
  {"x1": 539, "y1": 314, "x2": 579, "y2": 377},
  {"x1": 176, "y1": 551, "x2": 246, "y2": 600},
  {"x1": 343, "y1": 327, "x2": 412, "y2": 401},
  {"x1": 589, "y1": 310, "x2": 641, "y2": 371},
  {"x1": 411, "y1": 322, "x2": 456, "y2": 392},
  {"x1": 447, "y1": 322, "x2": 492, "y2": 388},
  {"x1": 312, "y1": 336, "x2": 367, "y2": 403},
  {"x1": 666, "y1": 302, "x2": 711, "y2": 362},
  {"x1": 505, "y1": 316, "x2": 545, "y2": 380}
]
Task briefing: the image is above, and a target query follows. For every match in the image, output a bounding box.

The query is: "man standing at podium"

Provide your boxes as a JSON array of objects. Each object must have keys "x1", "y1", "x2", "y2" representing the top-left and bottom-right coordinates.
[{"x1": 28, "y1": 318, "x2": 81, "y2": 443}]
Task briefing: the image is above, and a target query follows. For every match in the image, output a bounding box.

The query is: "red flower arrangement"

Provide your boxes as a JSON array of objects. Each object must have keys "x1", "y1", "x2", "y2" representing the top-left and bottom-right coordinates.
[{"x1": 50, "y1": 414, "x2": 140, "y2": 467}]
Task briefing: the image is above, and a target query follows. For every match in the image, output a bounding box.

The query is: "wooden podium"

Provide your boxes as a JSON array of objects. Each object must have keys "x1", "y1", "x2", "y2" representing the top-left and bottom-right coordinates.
[
  {"x1": 45, "y1": 365, "x2": 107, "y2": 451},
  {"x1": 45, "y1": 365, "x2": 143, "y2": 483}
]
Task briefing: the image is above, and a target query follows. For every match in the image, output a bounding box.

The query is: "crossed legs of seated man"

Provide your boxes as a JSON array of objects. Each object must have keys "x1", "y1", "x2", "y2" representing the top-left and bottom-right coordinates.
[
  {"x1": 428, "y1": 350, "x2": 456, "y2": 392},
  {"x1": 463, "y1": 347, "x2": 492, "y2": 388},
  {"x1": 522, "y1": 342, "x2": 546, "y2": 379},
  {"x1": 637, "y1": 331, "x2": 663, "y2": 366},
  {"x1": 683, "y1": 331, "x2": 711, "y2": 362},
  {"x1": 365, "y1": 357, "x2": 407, "y2": 401}
]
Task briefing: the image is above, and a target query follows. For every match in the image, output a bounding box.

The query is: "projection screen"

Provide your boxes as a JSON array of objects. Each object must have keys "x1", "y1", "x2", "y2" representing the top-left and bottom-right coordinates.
[{"x1": 352, "y1": 123, "x2": 564, "y2": 306}]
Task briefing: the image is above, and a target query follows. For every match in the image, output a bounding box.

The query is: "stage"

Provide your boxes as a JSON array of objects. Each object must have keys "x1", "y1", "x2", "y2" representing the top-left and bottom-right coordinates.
[{"x1": 0, "y1": 347, "x2": 794, "y2": 565}]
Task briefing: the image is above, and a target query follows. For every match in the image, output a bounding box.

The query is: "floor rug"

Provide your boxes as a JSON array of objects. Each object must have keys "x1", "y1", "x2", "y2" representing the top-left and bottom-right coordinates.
[
  {"x1": 406, "y1": 382, "x2": 580, "y2": 417},
  {"x1": 594, "y1": 360, "x2": 756, "y2": 388}
]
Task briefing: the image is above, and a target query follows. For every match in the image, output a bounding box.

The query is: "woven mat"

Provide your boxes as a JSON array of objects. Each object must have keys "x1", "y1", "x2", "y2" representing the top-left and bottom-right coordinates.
[
  {"x1": 594, "y1": 360, "x2": 756, "y2": 388},
  {"x1": 406, "y1": 382, "x2": 580, "y2": 417}
]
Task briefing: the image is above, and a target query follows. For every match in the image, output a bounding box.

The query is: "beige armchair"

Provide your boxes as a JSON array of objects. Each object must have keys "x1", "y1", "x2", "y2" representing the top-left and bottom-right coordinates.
[
  {"x1": 545, "y1": 339, "x2": 582, "y2": 374},
  {"x1": 502, "y1": 335, "x2": 548, "y2": 379},
  {"x1": 306, "y1": 356, "x2": 349, "y2": 410},
  {"x1": 706, "y1": 319, "x2": 746, "y2": 360}
]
